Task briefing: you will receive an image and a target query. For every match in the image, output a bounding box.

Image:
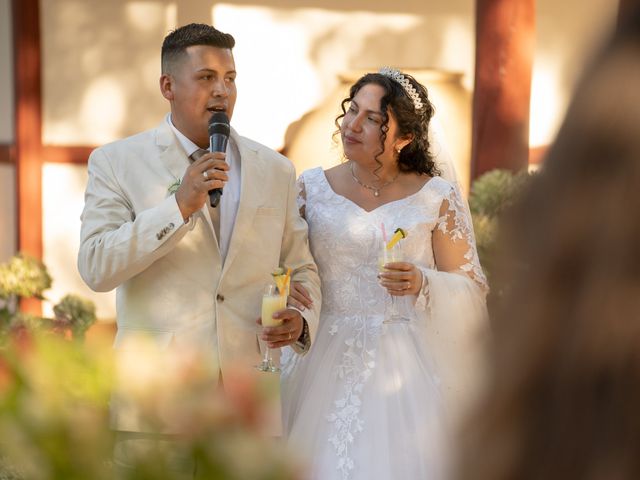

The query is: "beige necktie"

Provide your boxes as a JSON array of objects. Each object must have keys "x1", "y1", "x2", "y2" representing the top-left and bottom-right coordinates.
[{"x1": 190, "y1": 149, "x2": 220, "y2": 245}]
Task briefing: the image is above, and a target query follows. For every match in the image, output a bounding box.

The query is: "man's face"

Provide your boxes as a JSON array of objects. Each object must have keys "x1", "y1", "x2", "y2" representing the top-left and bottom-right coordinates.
[{"x1": 161, "y1": 45, "x2": 237, "y2": 148}]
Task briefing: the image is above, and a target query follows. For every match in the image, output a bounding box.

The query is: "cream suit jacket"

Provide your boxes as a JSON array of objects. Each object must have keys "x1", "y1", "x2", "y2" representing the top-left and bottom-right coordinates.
[{"x1": 78, "y1": 120, "x2": 321, "y2": 434}]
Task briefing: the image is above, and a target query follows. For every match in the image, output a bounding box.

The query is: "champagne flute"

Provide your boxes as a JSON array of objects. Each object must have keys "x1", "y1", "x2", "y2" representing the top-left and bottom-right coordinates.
[
  {"x1": 255, "y1": 283, "x2": 287, "y2": 372},
  {"x1": 379, "y1": 241, "x2": 411, "y2": 324}
]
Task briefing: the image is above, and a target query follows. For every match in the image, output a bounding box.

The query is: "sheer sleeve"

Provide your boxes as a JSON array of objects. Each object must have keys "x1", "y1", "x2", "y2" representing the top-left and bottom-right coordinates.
[
  {"x1": 414, "y1": 182, "x2": 489, "y2": 426},
  {"x1": 432, "y1": 184, "x2": 488, "y2": 293},
  {"x1": 296, "y1": 175, "x2": 307, "y2": 219}
]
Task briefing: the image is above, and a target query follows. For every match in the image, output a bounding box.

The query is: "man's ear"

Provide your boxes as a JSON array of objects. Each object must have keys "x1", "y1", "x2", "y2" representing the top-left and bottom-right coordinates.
[{"x1": 160, "y1": 74, "x2": 174, "y2": 101}]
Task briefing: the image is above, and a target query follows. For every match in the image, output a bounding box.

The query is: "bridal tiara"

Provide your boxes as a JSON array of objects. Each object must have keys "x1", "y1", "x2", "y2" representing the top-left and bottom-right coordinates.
[{"x1": 378, "y1": 66, "x2": 425, "y2": 113}]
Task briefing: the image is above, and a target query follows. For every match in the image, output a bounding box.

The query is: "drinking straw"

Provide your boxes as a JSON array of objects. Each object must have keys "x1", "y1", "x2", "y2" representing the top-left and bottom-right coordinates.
[{"x1": 282, "y1": 268, "x2": 292, "y2": 297}]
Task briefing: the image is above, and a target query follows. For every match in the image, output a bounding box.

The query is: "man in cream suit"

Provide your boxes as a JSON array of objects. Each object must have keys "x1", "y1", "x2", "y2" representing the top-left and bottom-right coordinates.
[{"x1": 78, "y1": 23, "x2": 320, "y2": 475}]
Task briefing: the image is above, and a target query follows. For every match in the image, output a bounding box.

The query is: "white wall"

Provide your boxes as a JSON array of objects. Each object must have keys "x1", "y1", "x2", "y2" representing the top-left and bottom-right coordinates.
[
  {"x1": 0, "y1": 0, "x2": 16, "y2": 263},
  {"x1": 531, "y1": 0, "x2": 618, "y2": 147},
  {"x1": 0, "y1": 164, "x2": 16, "y2": 263},
  {"x1": 39, "y1": 0, "x2": 619, "y2": 157},
  {"x1": 0, "y1": 0, "x2": 13, "y2": 144},
  {"x1": 40, "y1": 0, "x2": 476, "y2": 152},
  {"x1": 42, "y1": 163, "x2": 116, "y2": 320},
  {"x1": 214, "y1": 1, "x2": 475, "y2": 150},
  {"x1": 40, "y1": 0, "x2": 171, "y2": 146}
]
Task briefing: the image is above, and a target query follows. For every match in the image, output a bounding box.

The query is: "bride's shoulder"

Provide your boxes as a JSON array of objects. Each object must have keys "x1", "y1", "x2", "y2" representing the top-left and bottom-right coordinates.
[
  {"x1": 307, "y1": 163, "x2": 350, "y2": 187},
  {"x1": 324, "y1": 163, "x2": 347, "y2": 180},
  {"x1": 298, "y1": 166, "x2": 325, "y2": 183},
  {"x1": 426, "y1": 175, "x2": 456, "y2": 196}
]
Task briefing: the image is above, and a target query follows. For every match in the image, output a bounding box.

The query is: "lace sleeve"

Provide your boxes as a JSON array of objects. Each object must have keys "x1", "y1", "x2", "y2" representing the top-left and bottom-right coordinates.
[
  {"x1": 296, "y1": 175, "x2": 307, "y2": 219},
  {"x1": 432, "y1": 184, "x2": 488, "y2": 293}
]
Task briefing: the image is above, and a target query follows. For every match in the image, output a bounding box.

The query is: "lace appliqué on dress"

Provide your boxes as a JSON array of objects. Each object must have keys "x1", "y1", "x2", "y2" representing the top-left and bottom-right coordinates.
[
  {"x1": 436, "y1": 184, "x2": 488, "y2": 292},
  {"x1": 326, "y1": 314, "x2": 380, "y2": 479},
  {"x1": 415, "y1": 182, "x2": 488, "y2": 312},
  {"x1": 296, "y1": 176, "x2": 307, "y2": 217}
]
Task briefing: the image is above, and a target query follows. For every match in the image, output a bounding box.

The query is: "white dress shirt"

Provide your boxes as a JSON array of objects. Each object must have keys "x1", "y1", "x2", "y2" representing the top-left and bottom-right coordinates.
[{"x1": 167, "y1": 114, "x2": 240, "y2": 261}]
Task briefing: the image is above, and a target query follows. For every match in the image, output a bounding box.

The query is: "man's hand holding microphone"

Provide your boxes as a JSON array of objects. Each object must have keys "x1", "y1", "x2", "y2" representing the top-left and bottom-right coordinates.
[{"x1": 176, "y1": 112, "x2": 230, "y2": 220}]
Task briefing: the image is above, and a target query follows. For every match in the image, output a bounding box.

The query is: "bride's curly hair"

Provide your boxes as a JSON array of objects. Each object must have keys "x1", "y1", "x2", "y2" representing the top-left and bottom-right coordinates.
[{"x1": 334, "y1": 71, "x2": 440, "y2": 178}]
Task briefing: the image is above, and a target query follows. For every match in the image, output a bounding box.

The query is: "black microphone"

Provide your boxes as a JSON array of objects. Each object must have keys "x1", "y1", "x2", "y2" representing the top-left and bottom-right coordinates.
[{"x1": 208, "y1": 112, "x2": 230, "y2": 208}]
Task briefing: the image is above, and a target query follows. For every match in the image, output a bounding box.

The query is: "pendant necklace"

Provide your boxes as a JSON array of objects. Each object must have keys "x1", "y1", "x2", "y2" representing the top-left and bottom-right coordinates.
[{"x1": 350, "y1": 162, "x2": 399, "y2": 197}]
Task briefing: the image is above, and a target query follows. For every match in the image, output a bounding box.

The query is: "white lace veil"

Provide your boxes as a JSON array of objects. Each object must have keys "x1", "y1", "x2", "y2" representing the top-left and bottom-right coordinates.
[
  {"x1": 427, "y1": 117, "x2": 480, "y2": 239},
  {"x1": 428, "y1": 118, "x2": 461, "y2": 187}
]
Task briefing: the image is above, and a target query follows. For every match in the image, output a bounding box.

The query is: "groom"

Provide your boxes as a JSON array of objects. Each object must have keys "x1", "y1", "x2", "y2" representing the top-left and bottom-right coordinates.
[{"x1": 78, "y1": 23, "x2": 321, "y2": 474}]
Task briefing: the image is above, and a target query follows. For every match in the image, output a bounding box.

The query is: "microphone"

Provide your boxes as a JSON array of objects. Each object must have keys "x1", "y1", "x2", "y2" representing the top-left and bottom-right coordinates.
[{"x1": 208, "y1": 112, "x2": 230, "y2": 208}]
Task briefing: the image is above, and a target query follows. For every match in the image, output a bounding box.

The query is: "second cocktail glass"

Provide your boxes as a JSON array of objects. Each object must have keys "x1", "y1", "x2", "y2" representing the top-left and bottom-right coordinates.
[{"x1": 256, "y1": 283, "x2": 287, "y2": 373}]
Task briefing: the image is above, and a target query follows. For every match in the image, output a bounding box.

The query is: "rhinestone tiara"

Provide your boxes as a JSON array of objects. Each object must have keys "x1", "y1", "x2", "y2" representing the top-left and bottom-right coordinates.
[{"x1": 378, "y1": 66, "x2": 424, "y2": 112}]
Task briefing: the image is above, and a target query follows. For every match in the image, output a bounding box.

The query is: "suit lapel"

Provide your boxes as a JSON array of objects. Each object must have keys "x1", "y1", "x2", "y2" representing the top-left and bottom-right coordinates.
[
  {"x1": 156, "y1": 121, "x2": 189, "y2": 181},
  {"x1": 222, "y1": 131, "x2": 265, "y2": 276},
  {"x1": 155, "y1": 120, "x2": 222, "y2": 259}
]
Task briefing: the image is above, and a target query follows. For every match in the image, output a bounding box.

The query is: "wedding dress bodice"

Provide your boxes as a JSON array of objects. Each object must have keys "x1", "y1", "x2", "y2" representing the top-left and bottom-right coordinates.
[{"x1": 298, "y1": 167, "x2": 486, "y2": 315}]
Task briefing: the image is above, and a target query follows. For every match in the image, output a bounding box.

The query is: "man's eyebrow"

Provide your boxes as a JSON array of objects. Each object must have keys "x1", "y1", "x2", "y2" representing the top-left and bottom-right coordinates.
[{"x1": 196, "y1": 68, "x2": 237, "y2": 75}]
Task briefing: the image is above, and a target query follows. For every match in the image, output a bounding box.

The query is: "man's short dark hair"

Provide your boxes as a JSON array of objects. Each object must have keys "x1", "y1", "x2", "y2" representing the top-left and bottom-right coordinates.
[{"x1": 161, "y1": 23, "x2": 235, "y2": 73}]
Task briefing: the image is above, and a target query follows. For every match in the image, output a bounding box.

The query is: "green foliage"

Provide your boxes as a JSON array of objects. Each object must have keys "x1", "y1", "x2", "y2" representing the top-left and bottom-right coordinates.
[
  {"x1": 469, "y1": 169, "x2": 533, "y2": 282},
  {"x1": 0, "y1": 254, "x2": 97, "y2": 342},
  {"x1": 0, "y1": 254, "x2": 52, "y2": 300},
  {"x1": 469, "y1": 169, "x2": 532, "y2": 218},
  {"x1": 52, "y1": 295, "x2": 96, "y2": 341}
]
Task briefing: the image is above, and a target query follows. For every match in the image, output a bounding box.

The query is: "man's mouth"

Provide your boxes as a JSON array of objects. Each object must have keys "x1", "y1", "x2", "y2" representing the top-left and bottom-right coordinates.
[{"x1": 207, "y1": 105, "x2": 227, "y2": 115}]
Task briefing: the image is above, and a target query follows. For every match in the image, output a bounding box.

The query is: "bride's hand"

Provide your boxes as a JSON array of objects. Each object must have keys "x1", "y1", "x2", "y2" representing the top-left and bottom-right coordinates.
[
  {"x1": 378, "y1": 261, "x2": 423, "y2": 296},
  {"x1": 288, "y1": 282, "x2": 313, "y2": 311}
]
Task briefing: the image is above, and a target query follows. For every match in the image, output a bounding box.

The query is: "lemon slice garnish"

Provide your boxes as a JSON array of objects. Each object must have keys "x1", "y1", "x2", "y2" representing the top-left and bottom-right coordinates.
[
  {"x1": 386, "y1": 227, "x2": 407, "y2": 250},
  {"x1": 271, "y1": 267, "x2": 289, "y2": 296}
]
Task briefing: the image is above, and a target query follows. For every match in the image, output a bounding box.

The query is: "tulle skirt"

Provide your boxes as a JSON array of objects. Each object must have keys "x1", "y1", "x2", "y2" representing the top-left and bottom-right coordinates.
[{"x1": 282, "y1": 313, "x2": 450, "y2": 480}]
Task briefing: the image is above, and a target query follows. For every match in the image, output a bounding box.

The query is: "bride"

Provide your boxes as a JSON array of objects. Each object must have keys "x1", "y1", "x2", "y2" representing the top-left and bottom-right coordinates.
[{"x1": 281, "y1": 68, "x2": 488, "y2": 480}]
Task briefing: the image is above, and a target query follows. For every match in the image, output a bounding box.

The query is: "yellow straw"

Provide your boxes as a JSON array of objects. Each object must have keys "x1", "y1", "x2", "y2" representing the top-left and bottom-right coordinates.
[{"x1": 281, "y1": 268, "x2": 292, "y2": 297}]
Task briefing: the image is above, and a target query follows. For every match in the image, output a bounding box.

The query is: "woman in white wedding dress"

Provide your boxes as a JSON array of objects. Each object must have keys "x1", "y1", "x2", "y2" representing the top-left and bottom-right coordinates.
[{"x1": 281, "y1": 69, "x2": 488, "y2": 480}]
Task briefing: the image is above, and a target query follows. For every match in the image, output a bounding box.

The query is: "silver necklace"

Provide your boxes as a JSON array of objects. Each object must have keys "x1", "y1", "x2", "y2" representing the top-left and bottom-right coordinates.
[{"x1": 349, "y1": 163, "x2": 399, "y2": 197}]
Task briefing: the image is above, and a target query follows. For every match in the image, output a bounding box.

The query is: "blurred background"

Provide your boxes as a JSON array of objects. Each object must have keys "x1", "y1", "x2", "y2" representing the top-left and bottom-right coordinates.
[{"x1": 0, "y1": 0, "x2": 622, "y2": 322}]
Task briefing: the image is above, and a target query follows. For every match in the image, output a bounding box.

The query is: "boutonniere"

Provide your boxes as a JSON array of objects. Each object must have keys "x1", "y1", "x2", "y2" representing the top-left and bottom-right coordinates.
[{"x1": 167, "y1": 178, "x2": 181, "y2": 195}]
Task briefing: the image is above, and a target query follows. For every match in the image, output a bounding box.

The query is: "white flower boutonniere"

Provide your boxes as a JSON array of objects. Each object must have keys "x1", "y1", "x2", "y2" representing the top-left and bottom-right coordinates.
[{"x1": 167, "y1": 178, "x2": 181, "y2": 195}]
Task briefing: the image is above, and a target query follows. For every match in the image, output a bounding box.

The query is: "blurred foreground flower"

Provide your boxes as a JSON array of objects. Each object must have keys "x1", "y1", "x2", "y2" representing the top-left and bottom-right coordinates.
[
  {"x1": 0, "y1": 332, "x2": 301, "y2": 479},
  {"x1": 0, "y1": 332, "x2": 113, "y2": 479}
]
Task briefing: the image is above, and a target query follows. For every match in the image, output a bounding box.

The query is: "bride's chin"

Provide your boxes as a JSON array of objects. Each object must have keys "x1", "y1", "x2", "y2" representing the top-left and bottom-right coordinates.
[{"x1": 343, "y1": 150, "x2": 366, "y2": 164}]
